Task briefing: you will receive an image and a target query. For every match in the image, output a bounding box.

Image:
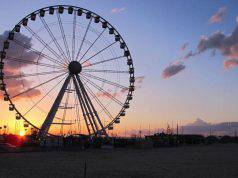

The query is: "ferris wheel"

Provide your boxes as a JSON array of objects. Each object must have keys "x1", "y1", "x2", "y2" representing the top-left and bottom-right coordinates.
[{"x1": 0, "y1": 5, "x2": 134, "y2": 138}]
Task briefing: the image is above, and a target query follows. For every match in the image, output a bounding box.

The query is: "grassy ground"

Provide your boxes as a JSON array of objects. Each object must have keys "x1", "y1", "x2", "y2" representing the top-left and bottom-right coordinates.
[{"x1": 0, "y1": 144, "x2": 238, "y2": 178}]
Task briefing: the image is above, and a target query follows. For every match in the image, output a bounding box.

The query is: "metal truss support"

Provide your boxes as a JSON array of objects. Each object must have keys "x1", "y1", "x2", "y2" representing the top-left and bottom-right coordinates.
[
  {"x1": 76, "y1": 75, "x2": 107, "y2": 136},
  {"x1": 72, "y1": 75, "x2": 95, "y2": 135},
  {"x1": 38, "y1": 75, "x2": 71, "y2": 139}
]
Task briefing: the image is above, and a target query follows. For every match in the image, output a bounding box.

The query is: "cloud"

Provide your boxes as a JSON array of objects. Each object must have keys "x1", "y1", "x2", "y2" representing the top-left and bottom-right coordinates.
[
  {"x1": 197, "y1": 27, "x2": 238, "y2": 58},
  {"x1": 181, "y1": 42, "x2": 188, "y2": 51},
  {"x1": 182, "y1": 118, "x2": 238, "y2": 136},
  {"x1": 82, "y1": 61, "x2": 92, "y2": 67},
  {"x1": 236, "y1": 16, "x2": 238, "y2": 23},
  {"x1": 186, "y1": 118, "x2": 209, "y2": 127},
  {"x1": 96, "y1": 76, "x2": 146, "y2": 98},
  {"x1": 96, "y1": 91, "x2": 112, "y2": 98},
  {"x1": 182, "y1": 26, "x2": 238, "y2": 70},
  {"x1": 224, "y1": 58, "x2": 238, "y2": 70},
  {"x1": 0, "y1": 31, "x2": 37, "y2": 70},
  {"x1": 111, "y1": 7, "x2": 126, "y2": 14},
  {"x1": 163, "y1": 14, "x2": 238, "y2": 78},
  {"x1": 0, "y1": 31, "x2": 41, "y2": 100},
  {"x1": 134, "y1": 76, "x2": 145, "y2": 85},
  {"x1": 183, "y1": 50, "x2": 197, "y2": 60},
  {"x1": 162, "y1": 61, "x2": 185, "y2": 79},
  {"x1": 208, "y1": 6, "x2": 226, "y2": 24},
  {"x1": 210, "y1": 49, "x2": 216, "y2": 57}
]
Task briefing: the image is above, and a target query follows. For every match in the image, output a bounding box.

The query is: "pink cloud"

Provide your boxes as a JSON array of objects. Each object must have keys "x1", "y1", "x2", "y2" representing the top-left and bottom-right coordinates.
[
  {"x1": 82, "y1": 61, "x2": 92, "y2": 67},
  {"x1": 224, "y1": 58, "x2": 238, "y2": 70},
  {"x1": 2, "y1": 70, "x2": 41, "y2": 100},
  {"x1": 96, "y1": 91, "x2": 111, "y2": 98},
  {"x1": 162, "y1": 61, "x2": 185, "y2": 79},
  {"x1": 111, "y1": 7, "x2": 126, "y2": 14},
  {"x1": 228, "y1": 44, "x2": 238, "y2": 58},
  {"x1": 0, "y1": 87, "x2": 41, "y2": 101},
  {"x1": 208, "y1": 6, "x2": 226, "y2": 24},
  {"x1": 96, "y1": 76, "x2": 145, "y2": 98},
  {"x1": 135, "y1": 76, "x2": 145, "y2": 84}
]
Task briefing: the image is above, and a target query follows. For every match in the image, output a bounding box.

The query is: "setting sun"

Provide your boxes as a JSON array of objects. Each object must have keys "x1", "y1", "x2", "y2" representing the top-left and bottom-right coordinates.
[{"x1": 19, "y1": 131, "x2": 25, "y2": 137}]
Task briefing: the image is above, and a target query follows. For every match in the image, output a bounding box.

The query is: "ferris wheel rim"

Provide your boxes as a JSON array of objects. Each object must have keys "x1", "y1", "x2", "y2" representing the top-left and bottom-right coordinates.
[{"x1": 0, "y1": 4, "x2": 135, "y2": 137}]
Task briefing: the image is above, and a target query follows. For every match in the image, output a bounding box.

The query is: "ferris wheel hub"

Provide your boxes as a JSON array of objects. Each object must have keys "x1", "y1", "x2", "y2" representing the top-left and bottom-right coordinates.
[{"x1": 68, "y1": 61, "x2": 82, "y2": 74}]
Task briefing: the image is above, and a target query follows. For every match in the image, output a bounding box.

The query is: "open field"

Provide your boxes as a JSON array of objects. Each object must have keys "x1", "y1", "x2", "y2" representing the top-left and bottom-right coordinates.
[{"x1": 0, "y1": 144, "x2": 238, "y2": 178}]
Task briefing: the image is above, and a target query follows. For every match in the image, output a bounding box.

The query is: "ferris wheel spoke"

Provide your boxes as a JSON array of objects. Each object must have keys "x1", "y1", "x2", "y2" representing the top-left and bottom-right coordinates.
[
  {"x1": 81, "y1": 41, "x2": 117, "y2": 64},
  {"x1": 82, "y1": 79, "x2": 114, "y2": 120},
  {"x1": 75, "y1": 18, "x2": 93, "y2": 61},
  {"x1": 82, "y1": 55, "x2": 124, "y2": 68},
  {"x1": 23, "y1": 74, "x2": 67, "y2": 117},
  {"x1": 72, "y1": 11, "x2": 77, "y2": 61},
  {"x1": 57, "y1": 12, "x2": 71, "y2": 61},
  {"x1": 39, "y1": 75, "x2": 72, "y2": 138},
  {"x1": 76, "y1": 75, "x2": 106, "y2": 134},
  {"x1": 79, "y1": 28, "x2": 106, "y2": 62},
  {"x1": 10, "y1": 72, "x2": 68, "y2": 100},
  {"x1": 73, "y1": 86, "x2": 81, "y2": 133},
  {"x1": 83, "y1": 69, "x2": 129, "y2": 74},
  {"x1": 39, "y1": 16, "x2": 69, "y2": 63},
  {"x1": 5, "y1": 56, "x2": 63, "y2": 70},
  {"x1": 72, "y1": 75, "x2": 93, "y2": 135},
  {"x1": 61, "y1": 81, "x2": 71, "y2": 135},
  {"x1": 81, "y1": 72, "x2": 128, "y2": 89},
  {"x1": 13, "y1": 39, "x2": 67, "y2": 68},
  {"x1": 5, "y1": 69, "x2": 67, "y2": 80},
  {"x1": 24, "y1": 26, "x2": 68, "y2": 65},
  {"x1": 80, "y1": 75, "x2": 124, "y2": 106}
]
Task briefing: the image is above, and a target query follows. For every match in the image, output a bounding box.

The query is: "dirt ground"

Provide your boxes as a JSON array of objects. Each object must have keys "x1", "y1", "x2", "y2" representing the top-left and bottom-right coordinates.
[{"x1": 0, "y1": 144, "x2": 238, "y2": 178}]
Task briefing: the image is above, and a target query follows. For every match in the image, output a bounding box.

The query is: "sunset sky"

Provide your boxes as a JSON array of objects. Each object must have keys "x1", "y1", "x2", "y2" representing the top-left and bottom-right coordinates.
[{"x1": 0, "y1": 0, "x2": 238, "y2": 135}]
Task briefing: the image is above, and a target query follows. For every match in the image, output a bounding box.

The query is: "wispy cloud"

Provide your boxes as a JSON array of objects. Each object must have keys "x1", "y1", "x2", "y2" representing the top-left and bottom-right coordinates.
[
  {"x1": 181, "y1": 42, "x2": 188, "y2": 51},
  {"x1": 111, "y1": 7, "x2": 126, "y2": 14},
  {"x1": 82, "y1": 61, "x2": 92, "y2": 67},
  {"x1": 162, "y1": 61, "x2": 185, "y2": 79},
  {"x1": 224, "y1": 58, "x2": 238, "y2": 70},
  {"x1": 96, "y1": 76, "x2": 145, "y2": 98},
  {"x1": 183, "y1": 50, "x2": 197, "y2": 60},
  {"x1": 208, "y1": 6, "x2": 226, "y2": 24}
]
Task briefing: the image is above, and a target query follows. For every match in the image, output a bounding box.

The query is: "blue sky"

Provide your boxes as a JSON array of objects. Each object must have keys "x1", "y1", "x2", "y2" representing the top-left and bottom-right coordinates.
[{"x1": 0, "y1": 0, "x2": 238, "y2": 134}]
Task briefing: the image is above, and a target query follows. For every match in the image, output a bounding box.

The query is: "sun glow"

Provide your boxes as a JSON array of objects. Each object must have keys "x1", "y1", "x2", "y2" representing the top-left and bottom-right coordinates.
[{"x1": 19, "y1": 131, "x2": 25, "y2": 137}]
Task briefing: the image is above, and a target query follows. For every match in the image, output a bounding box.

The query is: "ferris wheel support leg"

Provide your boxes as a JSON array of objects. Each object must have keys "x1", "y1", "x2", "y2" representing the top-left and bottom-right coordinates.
[
  {"x1": 76, "y1": 75, "x2": 107, "y2": 136},
  {"x1": 76, "y1": 76, "x2": 100, "y2": 134},
  {"x1": 38, "y1": 75, "x2": 72, "y2": 139},
  {"x1": 72, "y1": 75, "x2": 94, "y2": 135},
  {"x1": 81, "y1": 90, "x2": 100, "y2": 134},
  {"x1": 81, "y1": 99, "x2": 97, "y2": 135}
]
